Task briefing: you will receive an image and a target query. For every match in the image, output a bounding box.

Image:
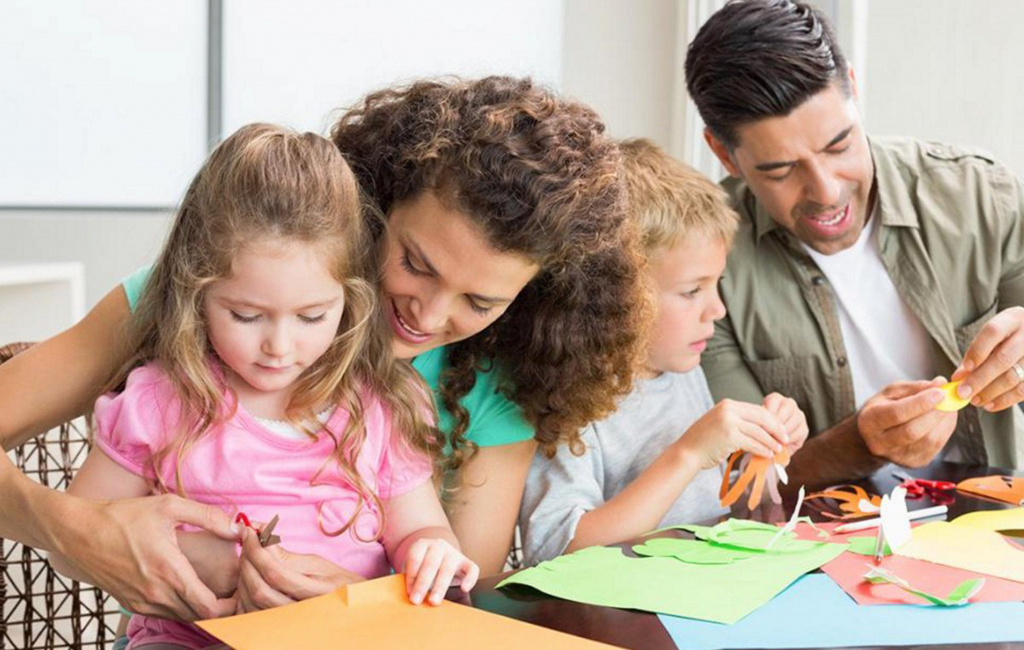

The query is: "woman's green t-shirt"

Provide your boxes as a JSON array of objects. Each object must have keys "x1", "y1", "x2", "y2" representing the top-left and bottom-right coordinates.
[{"x1": 121, "y1": 267, "x2": 532, "y2": 447}]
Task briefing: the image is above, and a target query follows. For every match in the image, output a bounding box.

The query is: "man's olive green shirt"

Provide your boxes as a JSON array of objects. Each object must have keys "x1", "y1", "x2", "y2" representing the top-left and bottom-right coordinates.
[{"x1": 703, "y1": 137, "x2": 1024, "y2": 469}]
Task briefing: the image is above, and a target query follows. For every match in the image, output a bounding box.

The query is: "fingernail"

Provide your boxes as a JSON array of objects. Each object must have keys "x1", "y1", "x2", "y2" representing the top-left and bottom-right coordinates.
[
  {"x1": 983, "y1": 402, "x2": 995, "y2": 411},
  {"x1": 958, "y1": 384, "x2": 973, "y2": 399}
]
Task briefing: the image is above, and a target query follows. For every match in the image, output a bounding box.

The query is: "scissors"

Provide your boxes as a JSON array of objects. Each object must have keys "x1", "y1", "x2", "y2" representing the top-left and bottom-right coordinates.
[{"x1": 892, "y1": 470, "x2": 956, "y2": 506}]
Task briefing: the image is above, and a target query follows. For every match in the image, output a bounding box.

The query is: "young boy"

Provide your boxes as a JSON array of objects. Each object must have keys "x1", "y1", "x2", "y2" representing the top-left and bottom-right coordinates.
[{"x1": 518, "y1": 139, "x2": 809, "y2": 565}]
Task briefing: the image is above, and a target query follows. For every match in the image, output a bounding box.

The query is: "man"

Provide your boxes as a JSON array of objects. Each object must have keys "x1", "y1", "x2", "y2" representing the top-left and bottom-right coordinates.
[{"x1": 686, "y1": 0, "x2": 1024, "y2": 486}]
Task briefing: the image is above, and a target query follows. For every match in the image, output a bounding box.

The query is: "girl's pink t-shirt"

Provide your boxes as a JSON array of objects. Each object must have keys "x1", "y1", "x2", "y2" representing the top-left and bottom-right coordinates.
[{"x1": 93, "y1": 363, "x2": 433, "y2": 649}]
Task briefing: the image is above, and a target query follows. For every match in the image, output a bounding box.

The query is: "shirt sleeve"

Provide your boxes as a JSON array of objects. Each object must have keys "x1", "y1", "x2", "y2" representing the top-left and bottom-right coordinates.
[
  {"x1": 121, "y1": 265, "x2": 153, "y2": 313},
  {"x1": 374, "y1": 402, "x2": 433, "y2": 501},
  {"x1": 93, "y1": 364, "x2": 176, "y2": 478},
  {"x1": 517, "y1": 426, "x2": 605, "y2": 565}
]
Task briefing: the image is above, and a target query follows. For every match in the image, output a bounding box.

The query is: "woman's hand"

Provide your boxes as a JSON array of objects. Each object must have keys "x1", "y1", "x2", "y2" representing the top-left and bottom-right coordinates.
[
  {"x1": 402, "y1": 537, "x2": 479, "y2": 606},
  {"x1": 235, "y1": 528, "x2": 364, "y2": 613}
]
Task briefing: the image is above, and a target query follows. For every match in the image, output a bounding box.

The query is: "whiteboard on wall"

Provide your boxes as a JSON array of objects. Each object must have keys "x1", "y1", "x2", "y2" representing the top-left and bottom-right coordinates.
[
  {"x1": 0, "y1": 1, "x2": 208, "y2": 208},
  {"x1": 222, "y1": 0, "x2": 564, "y2": 137}
]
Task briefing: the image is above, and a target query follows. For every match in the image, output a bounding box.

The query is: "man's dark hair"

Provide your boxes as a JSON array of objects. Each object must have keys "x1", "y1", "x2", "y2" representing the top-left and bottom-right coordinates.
[{"x1": 684, "y1": 0, "x2": 849, "y2": 149}]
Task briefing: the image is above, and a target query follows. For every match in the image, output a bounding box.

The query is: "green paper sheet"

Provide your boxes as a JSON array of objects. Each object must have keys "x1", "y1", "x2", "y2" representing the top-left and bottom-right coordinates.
[
  {"x1": 633, "y1": 538, "x2": 752, "y2": 564},
  {"x1": 498, "y1": 540, "x2": 846, "y2": 624}
]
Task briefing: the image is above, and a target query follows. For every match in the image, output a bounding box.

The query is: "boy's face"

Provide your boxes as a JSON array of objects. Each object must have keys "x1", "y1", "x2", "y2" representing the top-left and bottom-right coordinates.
[{"x1": 646, "y1": 233, "x2": 728, "y2": 375}]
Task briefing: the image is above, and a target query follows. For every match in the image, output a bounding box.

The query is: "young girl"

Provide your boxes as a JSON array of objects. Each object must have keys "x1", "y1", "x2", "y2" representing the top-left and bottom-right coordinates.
[{"x1": 49, "y1": 124, "x2": 478, "y2": 649}]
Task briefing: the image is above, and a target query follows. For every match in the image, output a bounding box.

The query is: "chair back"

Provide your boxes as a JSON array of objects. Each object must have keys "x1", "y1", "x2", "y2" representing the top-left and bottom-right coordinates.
[{"x1": 1, "y1": 343, "x2": 118, "y2": 650}]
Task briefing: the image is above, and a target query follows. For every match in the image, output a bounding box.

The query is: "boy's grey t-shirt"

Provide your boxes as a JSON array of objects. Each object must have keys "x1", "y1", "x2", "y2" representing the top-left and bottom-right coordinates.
[{"x1": 518, "y1": 368, "x2": 728, "y2": 565}]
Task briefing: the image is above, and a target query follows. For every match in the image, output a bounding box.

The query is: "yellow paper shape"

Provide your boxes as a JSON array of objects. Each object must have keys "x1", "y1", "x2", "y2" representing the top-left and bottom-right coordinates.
[
  {"x1": 951, "y1": 507, "x2": 1024, "y2": 532},
  {"x1": 197, "y1": 574, "x2": 615, "y2": 649},
  {"x1": 897, "y1": 519, "x2": 1024, "y2": 584},
  {"x1": 936, "y1": 381, "x2": 970, "y2": 412}
]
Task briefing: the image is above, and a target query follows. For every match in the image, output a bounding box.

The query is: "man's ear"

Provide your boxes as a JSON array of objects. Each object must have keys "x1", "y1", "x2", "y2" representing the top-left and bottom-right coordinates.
[
  {"x1": 847, "y1": 67, "x2": 859, "y2": 101},
  {"x1": 704, "y1": 128, "x2": 742, "y2": 178}
]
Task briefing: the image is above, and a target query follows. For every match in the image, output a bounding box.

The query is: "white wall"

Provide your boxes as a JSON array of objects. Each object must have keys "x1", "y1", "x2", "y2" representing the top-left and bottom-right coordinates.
[
  {"x1": 863, "y1": 0, "x2": 1024, "y2": 175},
  {"x1": 562, "y1": 0, "x2": 679, "y2": 151}
]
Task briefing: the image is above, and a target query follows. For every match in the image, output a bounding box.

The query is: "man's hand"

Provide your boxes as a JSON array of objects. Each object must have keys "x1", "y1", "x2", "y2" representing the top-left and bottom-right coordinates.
[
  {"x1": 235, "y1": 528, "x2": 364, "y2": 613},
  {"x1": 953, "y1": 306, "x2": 1024, "y2": 411},
  {"x1": 857, "y1": 378, "x2": 958, "y2": 467},
  {"x1": 53, "y1": 494, "x2": 239, "y2": 620}
]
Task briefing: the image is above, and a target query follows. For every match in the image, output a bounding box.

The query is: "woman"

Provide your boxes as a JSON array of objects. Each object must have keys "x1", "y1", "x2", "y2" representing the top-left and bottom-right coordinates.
[{"x1": 0, "y1": 76, "x2": 648, "y2": 616}]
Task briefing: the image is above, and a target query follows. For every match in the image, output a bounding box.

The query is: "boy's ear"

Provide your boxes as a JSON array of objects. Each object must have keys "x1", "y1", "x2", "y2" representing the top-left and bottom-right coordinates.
[{"x1": 703, "y1": 128, "x2": 742, "y2": 178}]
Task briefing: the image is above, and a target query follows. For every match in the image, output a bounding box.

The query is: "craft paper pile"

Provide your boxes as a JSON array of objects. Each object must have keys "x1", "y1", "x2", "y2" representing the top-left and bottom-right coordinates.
[
  {"x1": 498, "y1": 519, "x2": 845, "y2": 624},
  {"x1": 657, "y1": 573, "x2": 1024, "y2": 650}
]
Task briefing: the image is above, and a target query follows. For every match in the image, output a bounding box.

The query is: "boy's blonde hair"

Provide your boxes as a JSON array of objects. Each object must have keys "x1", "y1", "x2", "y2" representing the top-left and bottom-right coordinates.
[
  {"x1": 619, "y1": 138, "x2": 738, "y2": 253},
  {"x1": 105, "y1": 123, "x2": 440, "y2": 540}
]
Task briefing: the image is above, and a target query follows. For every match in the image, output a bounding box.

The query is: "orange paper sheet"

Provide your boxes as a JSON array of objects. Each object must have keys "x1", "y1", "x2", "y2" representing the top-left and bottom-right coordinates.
[
  {"x1": 197, "y1": 574, "x2": 616, "y2": 649},
  {"x1": 957, "y1": 476, "x2": 1024, "y2": 506}
]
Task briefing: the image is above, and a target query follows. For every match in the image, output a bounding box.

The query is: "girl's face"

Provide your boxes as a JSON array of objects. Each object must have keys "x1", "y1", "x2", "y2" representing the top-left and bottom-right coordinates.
[
  {"x1": 204, "y1": 238, "x2": 346, "y2": 415},
  {"x1": 380, "y1": 191, "x2": 540, "y2": 360}
]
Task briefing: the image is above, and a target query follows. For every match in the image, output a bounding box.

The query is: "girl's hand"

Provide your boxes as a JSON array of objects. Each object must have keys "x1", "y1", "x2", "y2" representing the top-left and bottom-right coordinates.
[
  {"x1": 235, "y1": 528, "x2": 364, "y2": 613},
  {"x1": 403, "y1": 537, "x2": 480, "y2": 606},
  {"x1": 674, "y1": 399, "x2": 790, "y2": 470},
  {"x1": 762, "y1": 393, "x2": 809, "y2": 454}
]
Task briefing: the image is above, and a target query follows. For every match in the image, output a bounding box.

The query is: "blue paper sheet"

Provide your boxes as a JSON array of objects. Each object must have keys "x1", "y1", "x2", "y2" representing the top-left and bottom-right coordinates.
[{"x1": 659, "y1": 574, "x2": 1024, "y2": 650}]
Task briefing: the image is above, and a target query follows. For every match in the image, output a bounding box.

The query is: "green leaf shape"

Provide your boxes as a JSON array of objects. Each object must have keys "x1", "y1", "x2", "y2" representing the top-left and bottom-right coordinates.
[
  {"x1": 632, "y1": 538, "x2": 754, "y2": 564},
  {"x1": 706, "y1": 519, "x2": 827, "y2": 553},
  {"x1": 846, "y1": 535, "x2": 892, "y2": 556}
]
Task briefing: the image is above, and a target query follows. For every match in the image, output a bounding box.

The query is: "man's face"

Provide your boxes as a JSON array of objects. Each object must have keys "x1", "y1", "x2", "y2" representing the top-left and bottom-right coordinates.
[{"x1": 707, "y1": 79, "x2": 875, "y2": 255}]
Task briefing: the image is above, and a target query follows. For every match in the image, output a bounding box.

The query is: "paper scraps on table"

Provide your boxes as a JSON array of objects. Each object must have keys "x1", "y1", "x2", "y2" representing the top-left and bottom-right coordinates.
[
  {"x1": 499, "y1": 520, "x2": 845, "y2": 625},
  {"x1": 936, "y1": 380, "x2": 971, "y2": 412},
  {"x1": 862, "y1": 564, "x2": 984, "y2": 607},
  {"x1": 896, "y1": 508, "x2": 1024, "y2": 583},
  {"x1": 720, "y1": 449, "x2": 791, "y2": 510},
  {"x1": 957, "y1": 475, "x2": 1024, "y2": 506},
  {"x1": 803, "y1": 484, "x2": 882, "y2": 520},
  {"x1": 656, "y1": 574, "x2": 1024, "y2": 650},
  {"x1": 198, "y1": 574, "x2": 614, "y2": 649},
  {"x1": 791, "y1": 520, "x2": 1024, "y2": 606}
]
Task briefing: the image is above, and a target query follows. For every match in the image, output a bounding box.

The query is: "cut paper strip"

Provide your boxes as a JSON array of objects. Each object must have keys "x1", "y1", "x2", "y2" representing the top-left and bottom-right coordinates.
[
  {"x1": 936, "y1": 380, "x2": 971, "y2": 412},
  {"x1": 498, "y1": 539, "x2": 845, "y2": 625},
  {"x1": 792, "y1": 521, "x2": 1024, "y2": 606},
  {"x1": 657, "y1": 574, "x2": 1024, "y2": 650},
  {"x1": 804, "y1": 485, "x2": 882, "y2": 520},
  {"x1": 897, "y1": 520, "x2": 1024, "y2": 583},
  {"x1": 862, "y1": 565, "x2": 984, "y2": 607},
  {"x1": 957, "y1": 475, "x2": 1024, "y2": 506},
  {"x1": 198, "y1": 574, "x2": 614, "y2": 649},
  {"x1": 719, "y1": 449, "x2": 790, "y2": 510}
]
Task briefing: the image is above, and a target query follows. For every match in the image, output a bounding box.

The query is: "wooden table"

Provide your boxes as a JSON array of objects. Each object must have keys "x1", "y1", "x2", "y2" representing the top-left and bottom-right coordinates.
[{"x1": 465, "y1": 461, "x2": 1024, "y2": 650}]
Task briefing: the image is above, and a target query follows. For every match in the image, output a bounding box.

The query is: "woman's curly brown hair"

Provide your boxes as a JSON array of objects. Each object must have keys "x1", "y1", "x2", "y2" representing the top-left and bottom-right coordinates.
[{"x1": 332, "y1": 76, "x2": 651, "y2": 466}]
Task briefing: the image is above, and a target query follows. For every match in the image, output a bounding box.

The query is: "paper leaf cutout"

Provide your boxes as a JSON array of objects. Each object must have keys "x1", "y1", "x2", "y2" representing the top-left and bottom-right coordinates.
[
  {"x1": 846, "y1": 536, "x2": 892, "y2": 556},
  {"x1": 956, "y1": 476, "x2": 1024, "y2": 506},
  {"x1": 863, "y1": 565, "x2": 984, "y2": 606},
  {"x1": 720, "y1": 448, "x2": 791, "y2": 509},
  {"x1": 632, "y1": 538, "x2": 753, "y2": 564},
  {"x1": 706, "y1": 519, "x2": 825, "y2": 554},
  {"x1": 805, "y1": 485, "x2": 883, "y2": 520}
]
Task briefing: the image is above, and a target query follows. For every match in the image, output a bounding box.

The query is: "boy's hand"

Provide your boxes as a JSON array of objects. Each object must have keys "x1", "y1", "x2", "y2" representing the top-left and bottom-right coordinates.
[
  {"x1": 403, "y1": 538, "x2": 479, "y2": 606},
  {"x1": 762, "y1": 393, "x2": 809, "y2": 454},
  {"x1": 674, "y1": 399, "x2": 789, "y2": 470}
]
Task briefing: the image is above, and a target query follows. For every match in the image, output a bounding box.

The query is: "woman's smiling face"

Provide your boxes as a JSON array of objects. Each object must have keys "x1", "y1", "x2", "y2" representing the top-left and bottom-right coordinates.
[{"x1": 379, "y1": 191, "x2": 540, "y2": 360}]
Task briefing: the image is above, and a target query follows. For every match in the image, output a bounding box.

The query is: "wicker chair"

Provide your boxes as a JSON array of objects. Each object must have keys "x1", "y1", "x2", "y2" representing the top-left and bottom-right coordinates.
[{"x1": 0, "y1": 342, "x2": 118, "y2": 650}]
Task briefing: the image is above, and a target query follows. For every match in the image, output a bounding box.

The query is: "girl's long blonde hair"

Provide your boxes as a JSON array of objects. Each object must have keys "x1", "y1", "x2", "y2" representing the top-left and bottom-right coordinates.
[{"x1": 107, "y1": 123, "x2": 440, "y2": 539}]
